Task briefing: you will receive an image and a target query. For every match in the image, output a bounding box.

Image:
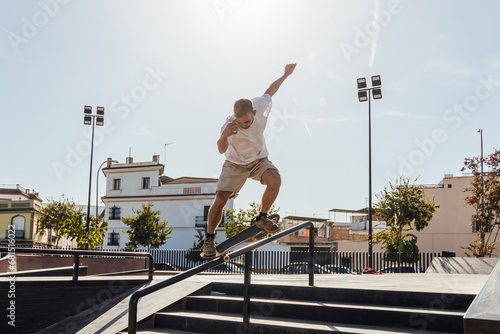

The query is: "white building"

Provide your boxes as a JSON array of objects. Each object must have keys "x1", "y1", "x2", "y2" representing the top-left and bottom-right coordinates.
[{"x1": 101, "y1": 155, "x2": 233, "y2": 249}]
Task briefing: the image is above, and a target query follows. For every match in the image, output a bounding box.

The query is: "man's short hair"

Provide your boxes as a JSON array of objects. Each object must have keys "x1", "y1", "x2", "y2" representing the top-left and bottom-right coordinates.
[{"x1": 233, "y1": 98, "x2": 254, "y2": 117}]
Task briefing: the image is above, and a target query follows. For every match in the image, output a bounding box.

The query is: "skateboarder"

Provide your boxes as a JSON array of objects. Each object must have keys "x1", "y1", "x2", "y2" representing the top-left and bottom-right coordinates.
[{"x1": 202, "y1": 63, "x2": 297, "y2": 258}]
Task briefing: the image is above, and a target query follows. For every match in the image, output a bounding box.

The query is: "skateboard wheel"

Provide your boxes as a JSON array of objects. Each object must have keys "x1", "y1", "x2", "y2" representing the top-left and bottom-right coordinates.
[{"x1": 223, "y1": 255, "x2": 230, "y2": 262}]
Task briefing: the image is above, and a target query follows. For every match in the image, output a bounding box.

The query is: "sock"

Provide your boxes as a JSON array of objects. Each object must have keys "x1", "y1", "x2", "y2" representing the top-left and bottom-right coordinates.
[
  {"x1": 206, "y1": 233, "x2": 215, "y2": 239},
  {"x1": 257, "y1": 212, "x2": 267, "y2": 221}
]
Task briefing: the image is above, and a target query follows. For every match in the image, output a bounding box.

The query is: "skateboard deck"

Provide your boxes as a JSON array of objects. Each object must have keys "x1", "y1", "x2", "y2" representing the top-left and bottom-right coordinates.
[{"x1": 200, "y1": 214, "x2": 280, "y2": 260}]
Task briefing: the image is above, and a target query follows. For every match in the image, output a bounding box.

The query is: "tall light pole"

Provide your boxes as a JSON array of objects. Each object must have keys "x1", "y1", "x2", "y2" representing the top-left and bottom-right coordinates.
[
  {"x1": 478, "y1": 128, "x2": 484, "y2": 235},
  {"x1": 96, "y1": 160, "x2": 118, "y2": 220},
  {"x1": 357, "y1": 75, "x2": 382, "y2": 269},
  {"x1": 84, "y1": 105, "x2": 104, "y2": 250}
]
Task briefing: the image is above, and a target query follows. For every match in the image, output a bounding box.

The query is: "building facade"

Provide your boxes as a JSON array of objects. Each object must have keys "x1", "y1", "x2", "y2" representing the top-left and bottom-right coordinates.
[
  {"x1": 101, "y1": 156, "x2": 233, "y2": 249},
  {"x1": 0, "y1": 185, "x2": 44, "y2": 246},
  {"x1": 328, "y1": 174, "x2": 498, "y2": 257},
  {"x1": 414, "y1": 174, "x2": 497, "y2": 256}
]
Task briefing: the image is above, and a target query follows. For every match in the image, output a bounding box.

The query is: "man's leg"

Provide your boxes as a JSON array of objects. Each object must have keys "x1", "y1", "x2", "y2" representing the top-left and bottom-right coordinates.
[
  {"x1": 260, "y1": 169, "x2": 281, "y2": 213},
  {"x1": 203, "y1": 191, "x2": 232, "y2": 257},
  {"x1": 207, "y1": 191, "x2": 233, "y2": 234},
  {"x1": 255, "y1": 169, "x2": 281, "y2": 233}
]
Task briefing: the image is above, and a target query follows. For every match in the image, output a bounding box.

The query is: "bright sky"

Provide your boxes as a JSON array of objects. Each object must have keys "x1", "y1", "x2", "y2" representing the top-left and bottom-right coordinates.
[{"x1": 2, "y1": 0, "x2": 500, "y2": 219}]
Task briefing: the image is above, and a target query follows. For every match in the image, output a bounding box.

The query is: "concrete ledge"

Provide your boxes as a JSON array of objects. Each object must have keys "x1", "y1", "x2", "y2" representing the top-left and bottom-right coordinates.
[
  {"x1": 464, "y1": 260, "x2": 500, "y2": 333},
  {"x1": 426, "y1": 257, "x2": 499, "y2": 275}
]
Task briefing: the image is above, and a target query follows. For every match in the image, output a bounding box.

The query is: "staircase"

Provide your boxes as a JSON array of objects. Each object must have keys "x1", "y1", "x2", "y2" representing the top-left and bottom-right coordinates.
[{"x1": 128, "y1": 282, "x2": 475, "y2": 334}]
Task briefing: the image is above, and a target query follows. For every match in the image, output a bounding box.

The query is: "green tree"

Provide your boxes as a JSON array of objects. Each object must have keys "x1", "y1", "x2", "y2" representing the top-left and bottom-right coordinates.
[
  {"x1": 38, "y1": 196, "x2": 78, "y2": 247},
  {"x1": 64, "y1": 216, "x2": 108, "y2": 250},
  {"x1": 224, "y1": 201, "x2": 279, "y2": 239},
  {"x1": 461, "y1": 149, "x2": 500, "y2": 257},
  {"x1": 374, "y1": 177, "x2": 439, "y2": 265},
  {"x1": 38, "y1": 197, "x2": 108, "y2": 249},
  {"x1": 122, "y1": 203, "x2": 173, "y2": 251}
]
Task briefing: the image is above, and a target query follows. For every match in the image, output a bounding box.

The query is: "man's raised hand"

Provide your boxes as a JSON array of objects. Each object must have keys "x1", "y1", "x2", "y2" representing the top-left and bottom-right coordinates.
[{"x1": 284, "y1": 63, "x2": 297, "y2": 77}]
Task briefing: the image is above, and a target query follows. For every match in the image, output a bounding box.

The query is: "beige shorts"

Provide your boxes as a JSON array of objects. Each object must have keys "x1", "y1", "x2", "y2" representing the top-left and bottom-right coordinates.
[{"x1": 216, "y1": 157, "x2": 279, "y2": 197}]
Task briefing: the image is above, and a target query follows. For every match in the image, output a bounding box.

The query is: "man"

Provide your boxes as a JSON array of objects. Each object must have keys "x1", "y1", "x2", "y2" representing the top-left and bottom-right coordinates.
[{"x1": 202, "y1": 63, "x2": 297, "y2": 257}]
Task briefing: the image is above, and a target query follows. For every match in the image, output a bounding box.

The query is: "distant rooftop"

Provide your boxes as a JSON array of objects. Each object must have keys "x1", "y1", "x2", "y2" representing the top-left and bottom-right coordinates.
[
  {"x1": 162, "y1": 176, "x2": 219, "y2": 185},
  {"x1": 102, "y1": 155, "x2": 164, "y2": 175},
  {"x1": 283, "y1": 215, "x2": 329, "y2": 223},
  {"x1": 0, "y1": 184, "x2": 41, "y2": 201}
]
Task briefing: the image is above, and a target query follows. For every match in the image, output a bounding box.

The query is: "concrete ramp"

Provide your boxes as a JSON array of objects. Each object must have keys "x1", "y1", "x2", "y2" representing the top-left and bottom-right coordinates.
[
  {"x1": 464, "y1": 260, "x2": 500, "y2": 333},
  {"x1": 426, "y1": 257, "x2": 499, "y2": 275}
]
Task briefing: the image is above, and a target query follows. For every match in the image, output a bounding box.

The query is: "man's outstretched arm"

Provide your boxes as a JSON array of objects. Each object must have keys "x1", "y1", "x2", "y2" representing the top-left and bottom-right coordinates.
[{"x1": 264, "y1": 63, "x2": 297, "y2": 97}]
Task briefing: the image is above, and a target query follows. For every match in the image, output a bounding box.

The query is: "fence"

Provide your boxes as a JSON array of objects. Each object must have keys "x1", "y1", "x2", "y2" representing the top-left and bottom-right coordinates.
[
  {"x1": 1, "y1": 245, "x2": 441, "y2": 274},
  {"x1": 150, "y1": 248, "x2": 442, "y2": 274}
]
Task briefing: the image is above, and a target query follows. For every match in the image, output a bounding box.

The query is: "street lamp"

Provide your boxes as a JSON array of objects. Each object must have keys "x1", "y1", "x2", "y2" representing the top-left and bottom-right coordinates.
[
  {"x1": 96, "y1": 160, "x2": 118, "y2": 220},
  {"x1": 83, "y1": 105, "x2": 105, "y2": 250},
  {"x1": 357, "y1": 75, "x2": 382, "y2": 269}
]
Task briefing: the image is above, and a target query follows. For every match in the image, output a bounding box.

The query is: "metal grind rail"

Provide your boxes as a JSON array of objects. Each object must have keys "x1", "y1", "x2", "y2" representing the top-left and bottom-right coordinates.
[
  {"x1": 0, "y1": 247, "x2": 154, "y2": 281},
  {"x1": 128, "y1": 221, "x2": 315, "y2": 334}
]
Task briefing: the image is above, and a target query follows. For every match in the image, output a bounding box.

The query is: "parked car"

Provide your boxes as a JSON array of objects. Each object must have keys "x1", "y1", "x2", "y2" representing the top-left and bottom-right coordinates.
[
  {"x1": 324, "y1": 265, "x2": 351, "y2": 274},
  {"x1": 209, "y1": 262, "x2": 254, "y2": 273},
  {"x1": 154, "y1": 263, "x2": 181, "y2": 271},
  {"x1": 279, "y1": 262, "x2": 330, "y2": 274},
  {"x1": 379, "y1": 265, "x2": 422, "y2": 273}
]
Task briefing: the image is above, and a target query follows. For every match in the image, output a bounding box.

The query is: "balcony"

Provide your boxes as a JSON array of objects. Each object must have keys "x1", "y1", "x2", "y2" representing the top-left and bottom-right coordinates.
[
  {"x1": 195, "y1": 216, "x2": 207, "y2": 228},
  {"x1": 5, "y1": 230, "x2": 25, "y2": 239}
]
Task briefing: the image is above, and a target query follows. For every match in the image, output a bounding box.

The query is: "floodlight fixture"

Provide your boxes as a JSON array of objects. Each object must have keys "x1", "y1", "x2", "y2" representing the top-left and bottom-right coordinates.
[
  {"x1": 84, "y1": 105, "x2": 92, "y2": 114},
  {"x1": 371, "y1": 75, "x2": 381, "y2": 87},
  {"x1": 358, "y1": 91, "x2": 368, "y2": 102},
  {"x1": 96, "y1": 117, "x2": 104, "y2": 126},
  {"x1": 357, "y1": 77, "x2": 367, "y2": 89},
  {"x1": 372, "y1": 88, "x2": 382, "y2": 100},
  {"x1": 84, "y1": 116, "x2": 92, "y2": 125},
  {"x1": 96, "y1": 106, "x2": 104, "y2": 115}
]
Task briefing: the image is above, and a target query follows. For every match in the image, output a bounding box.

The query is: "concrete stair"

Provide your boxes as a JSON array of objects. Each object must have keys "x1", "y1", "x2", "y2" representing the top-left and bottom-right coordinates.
[{"x1": 130, "y1": 282, "x2": 475, "y2": 334}]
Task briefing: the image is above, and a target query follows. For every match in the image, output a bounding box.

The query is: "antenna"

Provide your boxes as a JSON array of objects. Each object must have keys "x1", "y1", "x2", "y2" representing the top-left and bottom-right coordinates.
[
  {"x1": 129, "y1": 147, "x2": 131, "y2": 158},
  {"x1": 164, "y1": 142, "x2": 175, "y2": 167}
]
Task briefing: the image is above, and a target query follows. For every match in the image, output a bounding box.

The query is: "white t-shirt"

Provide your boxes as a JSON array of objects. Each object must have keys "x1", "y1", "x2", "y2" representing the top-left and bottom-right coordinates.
[{"x1": 221, "y1": 94, "x2": 272, "y2": 165}]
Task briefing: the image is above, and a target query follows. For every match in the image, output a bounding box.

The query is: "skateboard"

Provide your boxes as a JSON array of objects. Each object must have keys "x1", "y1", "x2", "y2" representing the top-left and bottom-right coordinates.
[{"x1": 200, "y1": 214, "x2": 280, "y2": 261}]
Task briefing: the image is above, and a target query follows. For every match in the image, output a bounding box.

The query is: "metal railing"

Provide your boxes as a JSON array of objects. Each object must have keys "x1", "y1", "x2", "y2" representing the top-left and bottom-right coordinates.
[
  {"x1": 127, "y1": 221, "x2": 315, "y2": 334},
  {"x1": 0, "y1": 247, "x2": 154, "y2": 281}
]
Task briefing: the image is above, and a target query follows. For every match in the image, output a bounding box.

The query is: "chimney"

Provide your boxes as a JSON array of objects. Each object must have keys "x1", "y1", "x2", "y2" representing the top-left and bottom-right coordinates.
[
  {"x1": 107, "y1": 157, "x2": 113, "y2": 168},
  {"x1": 152, "y1": 155, "x2": 159, "y2": 163},
  {"x1": 126, "y1": 157, "x2": 134, "y2": 164}
]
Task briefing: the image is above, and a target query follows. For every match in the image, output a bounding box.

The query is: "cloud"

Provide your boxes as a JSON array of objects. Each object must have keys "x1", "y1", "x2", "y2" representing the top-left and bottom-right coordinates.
[
  {"x1": 309, "y1": 50, "x2": 317, "y2": 74},
  {"x1": 376, "y1": 110, "x2": 437, "y2": 120},
  {"x1": 423, "y1": 57, "x2": 476, "y2": 76},
  {"x1": 369, "y1": 0, "x2": 381, "y2": 70}
]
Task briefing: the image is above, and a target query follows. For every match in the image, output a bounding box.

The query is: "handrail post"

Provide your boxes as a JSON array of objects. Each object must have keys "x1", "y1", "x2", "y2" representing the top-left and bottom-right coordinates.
[
  {"x1": 128, "y1": 293, "x2": 139, "y2": 334},
  {"x1": 308, "y1": 224, "x2": 314, "y2": 286},
  {"x1": 73, "y1": 253, "x2": 80, "y2": 282},
  {"x1": 243, "y1": 251, "x2": 252, "y2": 331},
  {"x1": 148, "y1": 254, "x2": 154, "y2": 280}
]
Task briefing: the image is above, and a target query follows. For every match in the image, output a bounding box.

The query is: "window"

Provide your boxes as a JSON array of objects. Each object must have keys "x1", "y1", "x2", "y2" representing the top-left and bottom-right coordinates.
[
  {"x1": 113, "y1": 179, "x2": 121, "y2": 190},
  {"x1": 184, "y1": 187, "x2": 201, "y2": 194},
  {"x1": 142, "y1": 177, "x2": 151, "y2": 189},
  {"x1": 11, "y1": 216, "x2": 25, "y2": 239},
  {"x1": 108, "y1": 232, "x2": 120, "y2": 246},
  {"x1": 109, "y1": 206, "x2": 121, "y2": 220},
  {"x1": 473, "y1": 219, "x2": 492, "y2": 233},
  {"x1": 203, "y1": 206, "x2": 210, "y2": 221}
]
